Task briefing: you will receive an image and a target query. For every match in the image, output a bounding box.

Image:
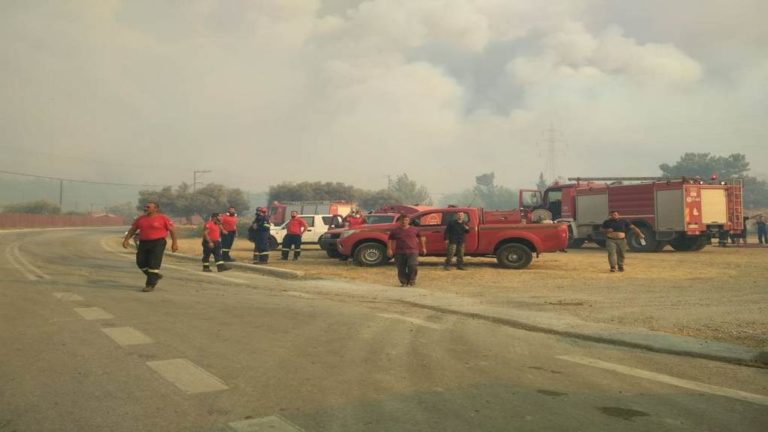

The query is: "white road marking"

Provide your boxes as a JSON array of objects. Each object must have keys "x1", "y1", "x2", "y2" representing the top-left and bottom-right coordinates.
[
  {"x1": 73, "y1": 307, "x2": 114, "y2": 320},
  {"x1": 146, "y1": 359, "x2": 229, "y2": 394},
  {"x1": 5, "y1": 244, "x2": 37, "y2": 280},
  {"x1": 11, "y1": 243, "x2": 50, "y2": 279},
  {"x1": 101, "y1": 327, "x2": 154, "y2": 346},
  {"x1": 227, "y1": 416, "x2": 305, "y2": 432},
  {"x1": 284, "y1": 291, "x2": 319, "y2": 299},
  {"x1": 557, "y1": 355, "x2": 768, "y2": 406},
  {"x1": 377, "y1": 313, "x2": 444, "y2": 330},
  {"x1": 53, "y1": 292, "x2": 84, "y2": 301}
]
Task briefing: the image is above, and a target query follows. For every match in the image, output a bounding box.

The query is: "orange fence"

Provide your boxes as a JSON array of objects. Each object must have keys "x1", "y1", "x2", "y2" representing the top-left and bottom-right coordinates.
[{"x1": 0, "y1": 213, "x2": 125, "y2": 229}]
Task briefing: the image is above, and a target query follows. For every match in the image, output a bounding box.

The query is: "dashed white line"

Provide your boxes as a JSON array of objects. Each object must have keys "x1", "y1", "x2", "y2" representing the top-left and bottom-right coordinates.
[
  {"x1": 146, "y1": 359, "x2": 229, "y2": 394},
  {"x1": 73, "y1": 307, "x2": 114, "y2": 320},
  {"x1": 227, "y1": 415, "x2": 304, "y2": 431},
  {"x1": 557, "y1": 355, "x2": 768, "y2": 406},
  {"x1": 101, "y1": 327, "x2": 154, "y2": 346},
  {"x1": 284, "y1": 291, "x2": 319, "y2": 299},
  {"x1": 377, "y1": 313, "x2": 444, "y2": 330}
]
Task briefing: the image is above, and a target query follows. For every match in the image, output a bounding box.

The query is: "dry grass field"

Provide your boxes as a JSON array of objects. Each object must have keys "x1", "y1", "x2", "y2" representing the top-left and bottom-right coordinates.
[{"x1": 174, "y1": 228, "x2": 767, "y2": 349}]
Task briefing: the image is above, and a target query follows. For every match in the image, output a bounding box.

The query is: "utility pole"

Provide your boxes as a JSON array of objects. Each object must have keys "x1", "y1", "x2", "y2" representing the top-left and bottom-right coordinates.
[
  {"x1": 59, "y1": 179, "x2": 64, "y2": 208},
  {"x1": 193, "y1": 169, "x2": 211, "y2": 193}
]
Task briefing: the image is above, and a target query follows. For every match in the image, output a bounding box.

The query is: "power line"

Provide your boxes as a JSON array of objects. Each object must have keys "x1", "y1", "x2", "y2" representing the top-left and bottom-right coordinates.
[{"x1": 0, "y1": 169, "x2": 167, "y2": 187}]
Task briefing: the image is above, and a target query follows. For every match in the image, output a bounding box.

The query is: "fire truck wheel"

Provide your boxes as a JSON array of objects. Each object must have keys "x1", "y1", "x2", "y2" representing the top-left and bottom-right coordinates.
[
  {"x1": 628, "y1": 226, "x2": 659, "y2": 252},
  {"x1": 354, "y1": 242, "x2": 387, "y2": 266},
  {"x1": 568, "y1": 238, "x2": 585, "y2": 249},
  {"x1": 268, "y1": 236, "x2": 279, "y2": 251},
  {"x1": 670, "y1": 235, "x2": 707, "y2": 252},
  {"x1": 496, "y1": 243, "x2": 533, "y2": 269}
]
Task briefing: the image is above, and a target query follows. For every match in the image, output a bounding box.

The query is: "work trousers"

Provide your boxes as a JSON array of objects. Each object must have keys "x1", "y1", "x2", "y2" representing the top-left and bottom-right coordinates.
[
  {"x1": 606, "y1": 238, "x2": 627, "y2": 269},
  {"x1": 282, "y1": 234, "x2": 303, "y2": 259},
  {"x1": 221, "y1": 231, "x2": 236, "y2": 260},
  {"x1": 757, "y1": 224, "x2": 767, "y2": 244},
  {"x1": 136, "y1": 238, "x2": 166, "y2": 286},
  {"x1": 202, "y1": 240, "x2": 224, "y2": 269},
  {"x1": 395, "y1": 253, "x2": 418, "y2": 285},
  {"x1": 445, "y1": 242, "x2": 465, "y2": 267},
  {"x1": 253, "y1": 231, "x2": 270, "y2": 263}
]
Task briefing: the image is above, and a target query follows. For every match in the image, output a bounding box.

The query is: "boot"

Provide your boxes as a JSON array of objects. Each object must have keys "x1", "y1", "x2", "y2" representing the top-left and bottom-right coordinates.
[
  {"x1": 259, "y1": 253, "x2": 269, "y2": 264},
  {"x1": 293, "y1": 251, "x2": 301, "y2": 261},
  {"x1": 216, "y1": 263, "x2": 231, "y2": 272},
  {"x1": 203, "y1": 264, "x2": 212, "y2": 272}
]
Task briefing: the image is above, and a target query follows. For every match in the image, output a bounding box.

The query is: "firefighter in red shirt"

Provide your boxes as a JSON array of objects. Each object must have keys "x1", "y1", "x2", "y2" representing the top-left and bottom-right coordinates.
[
  {"x1": 281, "y1": 211, "x2": 308, "y2": 261},
  {"x1": 220, "y1": 206, "x2": 238, "y2": 262},
  {"x1": 122, "y1": 201, "x2": 178, "y2": 292},
  {"x1": 202, "y1": 212, "x2": 232, "y2": 272}
]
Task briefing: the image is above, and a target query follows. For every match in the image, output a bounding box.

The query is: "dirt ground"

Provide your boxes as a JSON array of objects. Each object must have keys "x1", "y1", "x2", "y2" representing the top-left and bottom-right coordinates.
[{"x1": 175, "y1": 228, "x2": 768, "y2": 349}]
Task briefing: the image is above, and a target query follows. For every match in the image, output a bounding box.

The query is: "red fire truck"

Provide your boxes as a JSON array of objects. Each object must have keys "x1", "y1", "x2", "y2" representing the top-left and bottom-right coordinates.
[{"x1": 517, "y1": 177, "x2": 744, "y2": 252}]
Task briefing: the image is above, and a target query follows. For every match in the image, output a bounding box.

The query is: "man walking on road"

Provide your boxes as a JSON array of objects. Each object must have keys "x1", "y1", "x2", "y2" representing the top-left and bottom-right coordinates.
[
  {"x1": 387, "y1": 214, "x2": 426, "y2": 287},
  {"x1": 122, "y1": 201, "x2": 178, "y2": 292},
  {"x1": 202, "y1": 213, "x2": 231, "y2": 273},
  {"x1": 601, "y1": 210, "x2": 645, "y2": 273},
  {"x1": 220, "y1": 206, "x2": 238, "y2": 262},
  {"x1": 444, "y1": 212, "x2": 470, "y2": 270},
  {"x1": 281, "y1": 211, "x2": 308, "y2": 261}
]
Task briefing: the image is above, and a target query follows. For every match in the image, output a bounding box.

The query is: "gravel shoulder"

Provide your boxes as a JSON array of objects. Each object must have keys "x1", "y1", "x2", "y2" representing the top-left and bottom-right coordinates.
[{"x1": 174, "y1": 229, "x2": 768, "y2": 349}]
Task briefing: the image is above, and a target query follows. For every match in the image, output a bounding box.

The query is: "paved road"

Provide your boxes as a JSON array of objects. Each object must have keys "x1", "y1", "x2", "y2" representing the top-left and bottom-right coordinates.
[{"x1": 1, "y1": 229, "x2": 767, "y2": 432}]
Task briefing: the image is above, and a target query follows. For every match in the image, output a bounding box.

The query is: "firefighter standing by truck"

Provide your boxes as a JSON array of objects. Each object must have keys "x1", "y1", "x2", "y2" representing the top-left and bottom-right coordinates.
[
  {"x1": 122, "y1": 201, "x2": 178, "y2": 292},
  {"x1": 249, "y1": 207, "x2": 272, "y2": 264},
  {"x1": 281, "y1": 211, "x2": 309, "y2": 261},
  {"x1": 220, "y1": 206, "x2": 238, "y2": 261}
]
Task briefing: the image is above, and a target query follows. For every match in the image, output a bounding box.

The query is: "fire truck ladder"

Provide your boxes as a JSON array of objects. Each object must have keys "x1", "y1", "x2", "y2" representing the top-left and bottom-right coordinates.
[{"x1": 730, "y1": 178, "x2": 744, "y2": 231}]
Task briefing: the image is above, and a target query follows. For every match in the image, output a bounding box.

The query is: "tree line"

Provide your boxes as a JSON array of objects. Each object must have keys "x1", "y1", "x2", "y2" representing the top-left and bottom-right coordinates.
[{"x1": 4, "y1": 153, "x2": 767, "y2": 218}]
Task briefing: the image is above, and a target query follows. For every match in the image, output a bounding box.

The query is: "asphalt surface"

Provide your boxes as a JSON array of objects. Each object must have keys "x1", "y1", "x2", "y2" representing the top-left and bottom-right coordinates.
[{"x1": 1, "y1": 228, "x2": 767, "y2": 432}]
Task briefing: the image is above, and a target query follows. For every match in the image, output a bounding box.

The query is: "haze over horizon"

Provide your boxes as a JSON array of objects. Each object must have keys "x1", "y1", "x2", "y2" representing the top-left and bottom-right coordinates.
[{"x1": 2, "y1": 0, "x2": 766, "y2": 197}]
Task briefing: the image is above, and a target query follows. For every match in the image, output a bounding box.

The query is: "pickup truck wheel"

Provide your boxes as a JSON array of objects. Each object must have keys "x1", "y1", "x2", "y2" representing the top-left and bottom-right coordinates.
[
  {"x1": 326, "y1": 248, "x2": 342, "y2": 258},
  {"x1": 496, "y1": 244, "x2": 533, "y2": 269},
  {"x1": 268, "y1": 236, "x2": 279, "y2": 251},
  {"x1": 354, "y1": 242, "x2": 387, "y2": 266}
]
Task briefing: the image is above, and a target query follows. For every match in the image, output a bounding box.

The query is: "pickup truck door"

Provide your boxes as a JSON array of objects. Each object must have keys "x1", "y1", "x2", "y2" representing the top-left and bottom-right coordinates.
[
  {"x1": 413, "y1": 210, "x2": 477, "y2": 254},
  {"x1": 301, "y1": 216, "x2": 318, "y2": 242}
]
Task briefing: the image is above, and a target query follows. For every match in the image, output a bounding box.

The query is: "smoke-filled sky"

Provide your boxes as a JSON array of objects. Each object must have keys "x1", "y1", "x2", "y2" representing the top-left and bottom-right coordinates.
[{"x1": 2, "y1": 0, "x2": 766, "y2": 196}]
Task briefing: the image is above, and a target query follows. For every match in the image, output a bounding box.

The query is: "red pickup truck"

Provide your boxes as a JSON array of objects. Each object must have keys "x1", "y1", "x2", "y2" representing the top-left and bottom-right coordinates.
[{"x1": 336, "y1": 207, "x2": 568, "y2": 269}]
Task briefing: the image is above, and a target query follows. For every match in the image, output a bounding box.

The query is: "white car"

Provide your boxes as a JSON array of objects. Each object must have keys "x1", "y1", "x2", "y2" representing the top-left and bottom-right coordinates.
[{"x1": 268, "y1": 214, "x2": 337, "y2": 250}]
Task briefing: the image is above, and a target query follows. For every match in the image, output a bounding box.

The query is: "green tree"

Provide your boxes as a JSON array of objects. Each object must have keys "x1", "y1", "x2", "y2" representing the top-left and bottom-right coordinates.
[
  {"x1": 473, "y1": 172, "x2": 517, "y2": 209},
  {"x1": 659, "y1": 152, "x2": 768, "y2": 208},
  {"x1": 137, "y1": 183, "x2": 250, "y2": 220},
  {"x1": 358, "y1": 189, "x2": 402, "y2": 210},
  {"x1": 659, "y1": 153, "x2": 749, "y2": 179},
  {"x1": 2, "y1": 200, "x2": 61, "y2": 214},
  {"x1": 389, "y1": 174, "x2": 431, "y2": 205},
  {"x1": 268, "y1": 181, "x2": 358, "y2": 202}
]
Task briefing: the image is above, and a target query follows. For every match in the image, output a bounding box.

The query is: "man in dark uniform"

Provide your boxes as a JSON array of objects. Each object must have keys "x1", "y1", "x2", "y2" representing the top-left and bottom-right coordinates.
[
  {"x1": 122, "y1": 201, "x2": 178, "y2": 292},
  {"x1": 220, "y1": 206, "x2": 238, "y2": 262},
  {"x1": 443, "y1": 212, "x2": 470, "y2": 270},
  {"x1": 250, "y1": 207, "x2": 271, "y2": 264},
  {"x1": 601, "y1": 210, "x2": 645, "y2": 273}
]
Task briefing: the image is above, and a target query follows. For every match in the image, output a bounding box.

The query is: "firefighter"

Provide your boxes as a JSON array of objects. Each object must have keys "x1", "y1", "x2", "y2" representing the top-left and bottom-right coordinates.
[
  {"x1": 282, "y1": 211, "x2": 309, "y2": 260},
  {"x1": 250, "y1": 207, "x2": 272, "y2": 264},
  {"x1": 122, "y1": 201, "x2": 178, "y2": 292},
  {"x1": 202, "y1": 212, "x2": 231, "y2": 272},
  {"x1": 220, "y1": 206, "x2": 238, "y2": 261}
]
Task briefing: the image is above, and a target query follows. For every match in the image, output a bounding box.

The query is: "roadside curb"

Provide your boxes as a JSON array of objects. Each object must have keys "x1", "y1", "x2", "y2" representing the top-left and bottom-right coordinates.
[
  {"x1": 167, "y1": 252, "x2": 305, "y2": 279},
  {"x1": 302, "y1": 280, "x2": 768, "y2": 369},
  {"x1": 400, "y1": 300, "x2": 768, "y2": 369}
]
